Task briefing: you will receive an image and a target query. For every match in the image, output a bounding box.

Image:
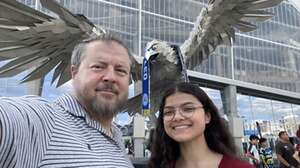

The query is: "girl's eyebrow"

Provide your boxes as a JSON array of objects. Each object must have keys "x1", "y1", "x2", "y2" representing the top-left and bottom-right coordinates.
[{"x1": 164, "y1": 102, "x2": 195, "y2": 108}]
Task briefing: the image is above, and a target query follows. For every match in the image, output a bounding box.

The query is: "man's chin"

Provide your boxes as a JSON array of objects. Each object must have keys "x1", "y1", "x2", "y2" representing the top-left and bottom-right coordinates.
[
  {"x1": 93, "y1": 94, "x2": 127, "y2": 113},
  {"x1": 92, "y1": 100, "x2": 118, "y2": 117},
  {"x1": 95, "y1": 97, "x2": 116, "y2": 106}
]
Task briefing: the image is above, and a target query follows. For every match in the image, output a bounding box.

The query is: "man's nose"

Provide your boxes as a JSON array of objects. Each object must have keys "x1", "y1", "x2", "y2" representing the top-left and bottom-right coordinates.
[{"x1": 102, "y1": 67, "x2": 116, "y2": 82}]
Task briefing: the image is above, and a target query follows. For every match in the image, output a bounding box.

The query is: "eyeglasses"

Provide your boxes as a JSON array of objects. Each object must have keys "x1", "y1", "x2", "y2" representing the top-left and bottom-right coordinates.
[{"x1": 163, "y1": 105, "x2": 203, "y2": 121}]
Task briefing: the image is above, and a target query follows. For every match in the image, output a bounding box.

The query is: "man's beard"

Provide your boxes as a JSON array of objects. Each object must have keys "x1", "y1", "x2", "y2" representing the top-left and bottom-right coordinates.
[
  {"x1": 76, "y1": 82, "x2": 129, "y2": 119},
  {"x1": 90, "y1": 93, "x2": 128, "y2": 119}
]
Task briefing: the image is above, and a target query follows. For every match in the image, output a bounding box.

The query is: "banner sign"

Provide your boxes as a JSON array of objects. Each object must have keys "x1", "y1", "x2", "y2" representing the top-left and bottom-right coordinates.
[{"x1": 142, "y1": 57, "x2": 150, "y2": 116}]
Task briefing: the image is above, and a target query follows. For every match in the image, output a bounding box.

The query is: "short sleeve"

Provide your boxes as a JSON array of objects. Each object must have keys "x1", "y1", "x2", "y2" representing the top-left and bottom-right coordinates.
[{"x1": 275, "y1": 143, "x2": 283, "y2": 155}]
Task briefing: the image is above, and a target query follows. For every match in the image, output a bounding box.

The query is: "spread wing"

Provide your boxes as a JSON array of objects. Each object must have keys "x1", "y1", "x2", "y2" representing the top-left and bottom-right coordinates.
[
  {"x1": 0, "y1": 0, "x2": 105, "y2": 87},
  {"x1": 180, "y1": 0, "x2": 283, "y2": 69}
]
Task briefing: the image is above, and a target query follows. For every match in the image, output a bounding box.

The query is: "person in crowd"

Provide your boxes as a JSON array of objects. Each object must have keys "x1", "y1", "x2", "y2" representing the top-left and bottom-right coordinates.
[
  {"x1": 296, "y1": 125, "x2": 300, "y2": 152},
  {"x1": 275, "y1": 131, "x2": 300, "y2": 168},
  {"x1": 145, "y1": 128, "x2": 155, "y2": 158},
  {"x1": 295, "y1": 126, "x2": 300, "y2": 163},
  {"x1": 148, "y1": 82, "x2": 253, "y2": 168},
  {"x1": 0, "y1": 34, "x2": 135, "y2": 167},
  {"x1": 297, "y1": 125, "x2": 300, "y2": 140},
  {"x1": 125, "y1": 141, "x2": 134, "y2": 156},
  {"x1": 259, "y1": 137, "x2": 274, "y2": 168},
  {"x1": 246, "y1": 134, "x2": 261, "y2": 168}
]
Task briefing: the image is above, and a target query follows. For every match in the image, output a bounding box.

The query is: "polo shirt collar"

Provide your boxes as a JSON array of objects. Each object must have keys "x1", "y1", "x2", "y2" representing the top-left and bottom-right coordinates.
[{"x1": 54, "y1": 94, "x2": 122, "y2": 142}]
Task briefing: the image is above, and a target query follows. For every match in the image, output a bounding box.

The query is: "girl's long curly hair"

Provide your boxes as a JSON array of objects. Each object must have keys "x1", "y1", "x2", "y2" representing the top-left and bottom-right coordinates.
[{"x1": 148, "y1": 82, "x2": 237, "y2": 168}]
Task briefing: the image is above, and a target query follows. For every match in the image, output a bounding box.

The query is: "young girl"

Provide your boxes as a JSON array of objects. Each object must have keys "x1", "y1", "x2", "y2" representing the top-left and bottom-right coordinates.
[{"x1": 148, "y1": 82, "x2": 253, "y2": 168}]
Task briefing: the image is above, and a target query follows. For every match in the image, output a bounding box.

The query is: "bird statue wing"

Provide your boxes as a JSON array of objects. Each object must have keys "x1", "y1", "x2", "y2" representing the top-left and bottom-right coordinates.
[
  {"x1": 0, "y1": 0, "x2": 105, "y2": 87},
  {"x1": 180, "y1": 0, "x2": 283, "y2": 69}
]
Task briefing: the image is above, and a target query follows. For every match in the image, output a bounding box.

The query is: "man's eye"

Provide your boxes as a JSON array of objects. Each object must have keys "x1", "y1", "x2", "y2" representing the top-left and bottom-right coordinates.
[
  {"x1": 116, "y1": 69, "x2": 129, "y2": 76},
  {"x1": 91, "y1": 65, "x2": 100, "y2": 69},
  {"x1": 91, "y1": 65, "x2": 104, "y2": 70}
]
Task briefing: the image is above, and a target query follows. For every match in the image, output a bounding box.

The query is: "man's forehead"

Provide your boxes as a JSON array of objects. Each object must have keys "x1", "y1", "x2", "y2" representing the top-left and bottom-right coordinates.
[
  {"x1": 78, "y1": 40, "x2": 131, "y2": 71},
  {"x1": 89, "y1": 40, "x2": 130, "y2": 57},
  {"x1": 89, "y1": 40, "x2": 127, "y2": 51}
]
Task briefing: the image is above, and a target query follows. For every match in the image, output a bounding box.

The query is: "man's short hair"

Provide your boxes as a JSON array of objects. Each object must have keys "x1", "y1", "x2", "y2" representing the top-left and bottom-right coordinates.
[
  {"x1": 71, "y1": 34, "x2": 133, "y2": 68},
  {"x1": 249, "y1": 134, "x2": 259, "y2": 141},
  {"x1": 278, "y1": 131, "x2": 287, "y2": 138}
]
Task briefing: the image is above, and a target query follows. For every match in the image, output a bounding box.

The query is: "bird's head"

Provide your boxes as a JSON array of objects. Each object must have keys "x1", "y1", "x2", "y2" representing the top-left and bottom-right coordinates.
[
  {"x1": 144, "y1": 40, "x2": 183, "y2": 82},
  {"x1": 145, "y1": 40, "x2": 177, "y2": 65}
]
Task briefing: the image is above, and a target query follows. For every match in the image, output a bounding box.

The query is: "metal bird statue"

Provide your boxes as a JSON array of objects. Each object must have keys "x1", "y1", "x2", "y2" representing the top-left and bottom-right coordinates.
[
  {"x1": 124, "y1": 0, "x2": 284, "y2": 115},
  {"x1": 0, "y1": 0, "x2": 284, "y2": 116}
]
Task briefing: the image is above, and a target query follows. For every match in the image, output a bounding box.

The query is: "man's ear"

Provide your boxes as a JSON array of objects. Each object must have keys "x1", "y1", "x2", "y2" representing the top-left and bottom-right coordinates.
[{"x1": 71, "y1": 65, "x2": 78, "y2": 78}]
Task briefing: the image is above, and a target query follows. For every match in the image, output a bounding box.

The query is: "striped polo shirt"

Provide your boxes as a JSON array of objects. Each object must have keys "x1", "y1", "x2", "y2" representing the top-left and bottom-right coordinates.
[{"x1": 0, "y1": 94, "x2": 134, "y2": 168}]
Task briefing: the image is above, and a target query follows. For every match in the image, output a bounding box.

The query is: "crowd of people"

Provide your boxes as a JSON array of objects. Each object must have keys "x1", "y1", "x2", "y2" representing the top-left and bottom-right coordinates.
[
  {"x1": 245, "y1": 129, "x2": 300, "y2": 168},
  {"x1": 0, "y1": 34, "x2": 299, "y2": 168}
]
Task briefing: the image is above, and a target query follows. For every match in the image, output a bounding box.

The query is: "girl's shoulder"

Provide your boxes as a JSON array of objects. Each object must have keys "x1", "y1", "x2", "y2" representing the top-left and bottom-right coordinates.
[{"x1": 219, "y1": 155, "x2": 254, "y2": 168}]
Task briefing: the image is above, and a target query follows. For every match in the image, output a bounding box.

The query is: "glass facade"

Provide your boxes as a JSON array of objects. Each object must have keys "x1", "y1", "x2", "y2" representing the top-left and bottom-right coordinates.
[
  {"x1": 0, "y1": 0, "x2": 299, "y2": 139},
  {"x1": 52, "y1": 0, "x2": 300, "y2": 93}
]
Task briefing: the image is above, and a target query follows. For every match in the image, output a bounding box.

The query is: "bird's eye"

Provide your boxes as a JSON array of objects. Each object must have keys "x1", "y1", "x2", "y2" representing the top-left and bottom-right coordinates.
[{"x1": 149, "y1": 44, "x2": 157, "y2": 51}]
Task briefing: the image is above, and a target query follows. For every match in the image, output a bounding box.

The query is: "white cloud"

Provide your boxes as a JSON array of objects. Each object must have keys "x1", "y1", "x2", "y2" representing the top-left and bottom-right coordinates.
[{"x1": 57, "y1": 80, "x2": 73, "y2": 93}]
